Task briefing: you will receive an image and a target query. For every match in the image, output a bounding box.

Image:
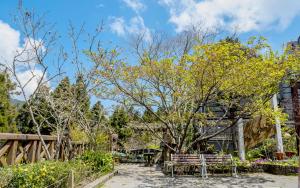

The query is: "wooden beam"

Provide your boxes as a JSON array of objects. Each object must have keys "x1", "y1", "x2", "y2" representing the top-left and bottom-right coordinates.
[
  {"x1": 49, "y1": 141, "x2": 55, "y2": 159},
  {"x1": 36, "y1": 141, "x2": 42, "y2": 162},
  {"x1": 0, "y1": 156, "x2": 7, "y2": 167},
  {"x1": 0, "y1": 141, "x2": 11, "y2": 157},
  {"x1": 28, "y1": 141, "x2": 37, "y2": 163},
  {"x1": 0, "y1": 133, "x2": 57, "y2": 141},
  {"x1": 7, "y1": 140, "x2": 18, "y2": 165}
]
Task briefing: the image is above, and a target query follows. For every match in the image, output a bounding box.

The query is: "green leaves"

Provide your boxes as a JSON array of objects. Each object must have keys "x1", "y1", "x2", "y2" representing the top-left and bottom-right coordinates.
[{"x1": 88, "y1": 35, "x2": 300, "y2": 152}]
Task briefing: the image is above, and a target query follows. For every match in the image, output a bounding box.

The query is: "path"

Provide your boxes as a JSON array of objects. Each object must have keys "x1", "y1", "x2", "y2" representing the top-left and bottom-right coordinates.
[{"x1": 103, "y1": 164, "x2": 297, "y2": 188}]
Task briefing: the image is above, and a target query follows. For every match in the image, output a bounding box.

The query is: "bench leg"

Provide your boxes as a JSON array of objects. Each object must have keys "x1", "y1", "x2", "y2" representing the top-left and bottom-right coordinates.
[
  {"x1": 232, "y1": 166, "x2": 237, "y2": 178},
  {"x1": 171, "y1": 166, "x2": 174, "y2": 177},
  {"x1": 201, "y1": 166, "x2": 208, "y2": 178}
]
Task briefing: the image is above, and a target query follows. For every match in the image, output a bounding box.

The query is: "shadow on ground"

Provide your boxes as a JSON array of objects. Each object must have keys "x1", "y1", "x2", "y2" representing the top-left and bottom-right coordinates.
[{"x1": 104, "y1": 164, "x2": 296, "y2": 188}]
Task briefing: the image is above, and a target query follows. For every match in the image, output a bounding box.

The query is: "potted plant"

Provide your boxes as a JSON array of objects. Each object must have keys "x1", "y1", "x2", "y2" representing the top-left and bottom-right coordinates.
[{"x1": 275, "y1": 152, "x2": 284, "y2": 160}]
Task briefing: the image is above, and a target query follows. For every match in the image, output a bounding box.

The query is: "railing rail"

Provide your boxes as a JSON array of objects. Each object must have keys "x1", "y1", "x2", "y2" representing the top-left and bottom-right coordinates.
[{"x1": 0, "y1": 133, "x2": 86, "y2": 166}]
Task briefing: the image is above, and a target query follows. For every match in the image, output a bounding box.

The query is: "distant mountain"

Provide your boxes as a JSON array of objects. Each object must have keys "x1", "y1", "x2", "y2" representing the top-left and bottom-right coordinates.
[{"x1": 10, "y1": 98, "x2": 25, "y2": 107}]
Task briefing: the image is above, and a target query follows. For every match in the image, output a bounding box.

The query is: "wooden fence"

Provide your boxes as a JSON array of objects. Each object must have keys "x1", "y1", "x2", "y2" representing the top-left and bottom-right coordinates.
[{"x1": 0, "y1": 133, "x2": 86, "y2": 166}]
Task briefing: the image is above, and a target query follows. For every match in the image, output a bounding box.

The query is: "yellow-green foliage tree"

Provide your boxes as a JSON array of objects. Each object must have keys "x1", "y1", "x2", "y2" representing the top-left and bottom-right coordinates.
[
  {"x1": 0, "y1": 72, "x2": 17, "y2": 133},
  {"x1": 88, "y1": 36, "x2": 300, "y2": 153}
]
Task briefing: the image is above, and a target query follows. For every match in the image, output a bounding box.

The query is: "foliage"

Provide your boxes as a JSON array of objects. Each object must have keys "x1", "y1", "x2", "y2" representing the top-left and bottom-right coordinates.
[
  {"x1": 110, "y1": 107, "x2": 132, "y2": 142},
  {"x1": 79, "y1": 151, "x2": 113, "y2": 172},
  {"x1": 73, "y1": 74, "x2": 90, "y2": 117},
  {"x1": 0, "y1": 72, "x2": 17, "y2": 133},
  {"x1": 142, "y1": 109, "x2": 157, "y2": 123},
  {"x1": 282, "y1": 126, "x2": 297, "y2": 152},
  {"x1": 70, "y1": 126, "x2": 89, "y2": 142},
  {"x1": 89, "y1": 35, "x2": 300, "y2": 152},
  {"x1": 90, "y1": 101, "x2": 107, "y2": 128},
  {"x1": 233, "y1": 157, "x2": 251, "y2": 168},
  {"x1": 0, "y1": 160, "x2": 86, "y2": 188},
  {"x1": 246, "y1": 126, "x2": 297, "y2": 160},
  {"x1": 260, "y1": 156, "x2": 299, "y2": 167},
  {"x1": 94, "y1": 132, "x2": 110, "y2": 151},
  {"x1": 246, "y1": 138, "x2": 276, "y2": 160},
  {"x1": 0, "y1": 151, "x2": 113, "y2": 188},
  {"x1": 16, "y1": 86, "x2": 54, "y2": 134}
]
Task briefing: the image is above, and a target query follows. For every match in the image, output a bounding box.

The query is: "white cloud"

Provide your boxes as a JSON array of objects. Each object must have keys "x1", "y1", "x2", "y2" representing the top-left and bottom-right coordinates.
[
  {"x1": 110, "y1": 16, "x2": 152, "y2": 42},
  {"x1": 0, "y1": 20, "x2": 47, "y2": 99},
  {"x1": 122, "y1": 0, "x2": 145, "y2": 13},
  {"x1": 96, "y1": 3, "x2": 104, "y2": 8},
  {"x1": 0, "y1": 20, "x2": 20, "y2": 63},
  {"x1": 159, "y1": 0, "x2": 300, "y2": 33},
  {"x1": 110, "y1": 17, "x2": 126, "y2": 36}
]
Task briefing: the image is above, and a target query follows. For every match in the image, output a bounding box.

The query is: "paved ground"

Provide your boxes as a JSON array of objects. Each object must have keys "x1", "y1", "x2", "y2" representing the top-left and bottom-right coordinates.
[{"x1": 103, "y1": 164, "x2": 297, "y2": 188}]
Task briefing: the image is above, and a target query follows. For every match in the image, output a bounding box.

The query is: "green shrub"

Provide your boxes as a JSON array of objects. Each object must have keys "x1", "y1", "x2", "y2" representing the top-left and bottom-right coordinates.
[
  {"x1": 0, "y1": 161, "x2": 85, "y2": 188},
  {"x1": 0, "y1": 151, "x2": 113, "y2": 188},
  {"x1": 79, "y1": 151, "x2": 114, "y2": 173}
]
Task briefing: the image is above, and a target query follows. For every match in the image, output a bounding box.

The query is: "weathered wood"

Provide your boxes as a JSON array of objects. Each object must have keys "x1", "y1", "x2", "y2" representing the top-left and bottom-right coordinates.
[
  {"x1": 68, "y1": 170, "x2": 74, "y2": 188},
  {"x1": 28, "y1": 141, "x2": 37, "y2": 163},
  {"x1": 0, "y1": 133, "x2": 87, "y2": 166},
  {"x1": 0, "y1": 156, "x2": 7, "y2": 167},
  {"x1": 201, "y1": 154, "x2": 237, "y2": 178},
  {"x1": 7, "y1": 140, "x2": 18, "y2": 165},
  {"x1": 49, "y1": 141, "x2": 55, "y2": 159},
  {"x1": 36, "y1": 141, "x2": 42, "y2": 162},
  {"x1": 0, "y1": 133, "x2": 57, "y2": 141},
  {"x1": 40, "y1": 142, "x2": 51, "y2": 159},
  {"x1": 0, "y1": 141, "x2": 11, "y2": 157},
  {"x1": 15, "y1": 152, "x2": 24, "y2": 164}
]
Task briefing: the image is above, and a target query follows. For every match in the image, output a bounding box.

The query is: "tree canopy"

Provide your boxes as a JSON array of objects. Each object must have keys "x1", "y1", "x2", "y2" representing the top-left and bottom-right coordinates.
[
  {"x1": 0, "y1": 72, "x2": 17, "y2": 133},
  {"x1": 89, "y1": 36, "x2": 300, "y2": 152}
]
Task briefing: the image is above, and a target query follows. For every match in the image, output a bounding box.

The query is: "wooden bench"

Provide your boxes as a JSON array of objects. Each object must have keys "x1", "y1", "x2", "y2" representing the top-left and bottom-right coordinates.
[
  {"x1": 200, "y1": 154, "x2": 237, "y2": 178},
  {"x1": 165, "y1": 154, "x2": 201, "y2": 177}
]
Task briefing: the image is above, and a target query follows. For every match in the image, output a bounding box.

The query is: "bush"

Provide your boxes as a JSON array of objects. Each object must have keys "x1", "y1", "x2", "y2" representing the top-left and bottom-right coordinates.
[
  {"x1": 0, "y1": 161, "x2": 85, "y2": 188},
  {"x1": 79, "y1": 151, "x2": 113, "y2": 173},
  {"x1": 0, "y1": 151, "x2": 113, "y2": 188}
]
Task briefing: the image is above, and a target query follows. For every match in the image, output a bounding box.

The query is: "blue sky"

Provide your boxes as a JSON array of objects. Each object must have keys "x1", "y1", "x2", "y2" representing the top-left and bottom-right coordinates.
[{"x1": 0, "y1": 0, "x2": 300, "y2": 110}]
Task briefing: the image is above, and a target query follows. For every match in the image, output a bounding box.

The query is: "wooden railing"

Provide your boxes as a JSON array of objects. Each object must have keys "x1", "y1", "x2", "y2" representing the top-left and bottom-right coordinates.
[{"x1": 0, "y1": 133, "x2": 86, "y2": 166}]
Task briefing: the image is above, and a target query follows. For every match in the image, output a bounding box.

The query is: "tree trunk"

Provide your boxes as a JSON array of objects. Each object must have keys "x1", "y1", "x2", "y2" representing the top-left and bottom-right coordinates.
[
  {"x1": 237, "y1": 118, "x2": 246, "y2": 161},
  {"x1": 28, "y1": 106, "x2": 51, "y2": 160}
]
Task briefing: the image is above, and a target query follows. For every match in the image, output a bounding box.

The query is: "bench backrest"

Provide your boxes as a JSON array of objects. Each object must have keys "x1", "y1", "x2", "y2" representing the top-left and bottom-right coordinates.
[
  {"x1": 171, "y1": 154, "x2": 201, "y2": 163},
  {"x1": 202, "y1": 154, "x2": 233, "y2": 165}
]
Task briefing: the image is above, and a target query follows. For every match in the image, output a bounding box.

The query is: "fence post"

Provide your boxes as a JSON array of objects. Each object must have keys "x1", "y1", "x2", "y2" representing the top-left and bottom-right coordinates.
[
  {"x1": 68, "y1": 170, "x2": 74, "y2": 188},
  {"x1": 7, "y1": 140, "x2": 18, "y2": 165}
]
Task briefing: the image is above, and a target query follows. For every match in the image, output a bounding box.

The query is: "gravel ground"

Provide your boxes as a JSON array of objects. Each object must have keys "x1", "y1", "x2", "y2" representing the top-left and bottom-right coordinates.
[{"x1": 103, "y1": 164, "x2": 297, "y2": 188}]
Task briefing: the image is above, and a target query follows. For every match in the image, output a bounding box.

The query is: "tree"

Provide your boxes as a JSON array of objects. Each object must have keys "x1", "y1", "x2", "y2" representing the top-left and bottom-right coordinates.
[
  {"x1": 0, "y1": 72, "x2": 17, "y2": 132},
  {"x1": 110, "y1": 107, "x2": 132, "y2": 143},
  {"x1": 17, "y1": 85, "x2": 53, "y2": 134},
  {"x1": 89, "y1": 35, "x2": 300, "y2": 153},
  {"x1": 142, "y1": 108, "x2": 157, "y2": 123},
  {"x1": 91, "y1": 101, "x2": 106, "y2": 127},
  {"x1": 73, "y1": 74, "x2": 90, "y2": 117}
]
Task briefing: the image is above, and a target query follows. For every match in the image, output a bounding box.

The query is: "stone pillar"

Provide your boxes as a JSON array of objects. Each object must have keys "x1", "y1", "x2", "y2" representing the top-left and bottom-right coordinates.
[
  {"x1": 237, "y1": 118, "x2": 246, "y2": 161},
  {"x1": 271, "y1": 94, "x2": 284, "y2": 153}
]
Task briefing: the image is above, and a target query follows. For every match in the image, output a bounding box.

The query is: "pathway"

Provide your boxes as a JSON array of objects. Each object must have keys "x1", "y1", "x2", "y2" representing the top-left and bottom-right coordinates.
[{"x1": 103, "y1": 164, "x2": 297, "y2": 188}]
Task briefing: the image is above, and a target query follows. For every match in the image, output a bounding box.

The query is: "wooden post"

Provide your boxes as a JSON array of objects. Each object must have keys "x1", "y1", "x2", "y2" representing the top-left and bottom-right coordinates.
[
  {"x1": 49, "y1": 141, "x2": 55, "y2": 160},
  {"x1": 68, "y1": 170, "x2": 74, "y2": 188},
  {"x1": 272, "y1": 94, "x2": 284, "y2": 153},
  {"x1": 7, "y1": 140, "x2": 18, "y2": 165},
  {"x1": 36, "y1": 141, "x2": 42, "y2": 162},
  {"x1": 28, "y1": 141, "x2": 37, "y2": 163},
  {"x1": 237, "y1": 118, "x2": 246, "y2": 161}
]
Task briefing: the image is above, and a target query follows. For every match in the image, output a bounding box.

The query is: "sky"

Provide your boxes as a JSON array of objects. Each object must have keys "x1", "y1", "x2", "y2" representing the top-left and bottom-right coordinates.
[{"x1": 0, "y1": 0, "x2": 300, "y2": 110}]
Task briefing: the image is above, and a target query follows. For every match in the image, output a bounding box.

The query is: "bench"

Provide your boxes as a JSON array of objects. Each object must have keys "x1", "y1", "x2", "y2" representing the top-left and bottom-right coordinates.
[
  {"x1": 165, "y1": 154, "x2": 201, "y2": 177},
  {"x1": 200, "y1": 154, "x2": 237, "y2": 178}
]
